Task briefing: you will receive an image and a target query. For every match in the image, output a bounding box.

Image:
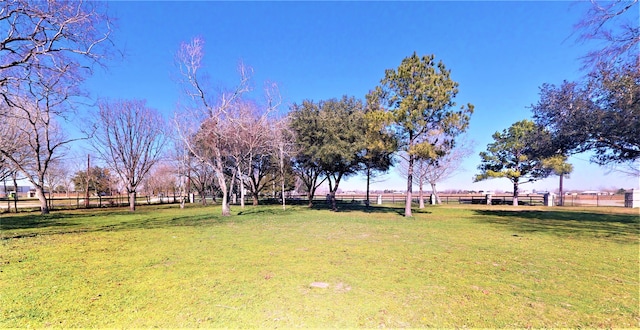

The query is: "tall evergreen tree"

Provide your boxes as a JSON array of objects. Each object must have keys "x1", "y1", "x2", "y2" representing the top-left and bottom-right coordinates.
[
  {"x1": 370, "y1": 53, "x2": 473, "y2": 217},
  {"x1": 475, "y1": 120, "x2": 553, "y2": 206}
]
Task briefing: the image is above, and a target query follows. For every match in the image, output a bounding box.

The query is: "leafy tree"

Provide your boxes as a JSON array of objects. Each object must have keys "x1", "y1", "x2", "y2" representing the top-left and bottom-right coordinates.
[
  {"x1": 317, "y1": 96, "x2": 366, "y2": 211},
  {"x1": 361, "y1": 97, "x2": 397, "y2": 207},
  {"x1": 475, "y1": 120, "x2": 553, "y2": 206},
  {"x1": 532, "y1": 66, "x2": 639, "y2": 166},
  {"x1": 369, "y1": 52, "x2": 473, "y2": 217},
  {"x1": 541, "y1": 154, "x2": 573, "y2": 206},
  {"x1": 289, "y1": 96, "x2": 366, "y2": 211},
  {"x1": 245, "y1": 152, "x2": 278, "y2": 206},
  {"x1": 72, "y1": 166, "x2": 113, "y2": 196},
  {"x1": 289, "y1": 101, "x2": 327, "y2": 207},
  {"x1": 586, "y1": 65, "x2": 639, "y2": 164}
]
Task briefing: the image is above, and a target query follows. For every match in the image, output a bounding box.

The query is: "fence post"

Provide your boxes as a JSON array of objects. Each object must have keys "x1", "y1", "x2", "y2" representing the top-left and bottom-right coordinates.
[
  {"x1": 625, "y1": 189, "x2": 640, "y2": 208},
  {"x1": 543, "y1": 193, "x2": 554, "y2": 207}
]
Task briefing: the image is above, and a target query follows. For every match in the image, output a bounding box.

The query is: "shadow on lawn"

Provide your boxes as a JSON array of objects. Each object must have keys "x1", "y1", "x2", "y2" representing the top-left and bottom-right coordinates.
[
  {"x1": 1, "y1": 202, "x2": 423, "y2": 239},
  {"x1": 0, "y1": 206, "x2": 228, "y2": 239},
  {"x1": 0, "y1": 213, "x2": 76, "y2": 231},
  {"x1": 309, "y1": 202, "x2": 418, "y2": 216},
  {"x1": 473, "y1": 209, "x2": 639, "y2": 243}
]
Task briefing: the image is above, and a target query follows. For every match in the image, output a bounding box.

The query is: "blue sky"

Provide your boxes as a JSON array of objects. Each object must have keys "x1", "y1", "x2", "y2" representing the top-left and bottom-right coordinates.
[{"x1": 83, "y1": 1, "x2": 639, "y2": 193}]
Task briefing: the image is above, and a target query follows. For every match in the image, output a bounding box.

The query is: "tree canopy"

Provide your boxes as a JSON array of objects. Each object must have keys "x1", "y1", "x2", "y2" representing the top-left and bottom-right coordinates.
[
  {"x1": 531, "y1": 65, "x2": 639, "y2": 165},
  {"x1": 369, "y1": 52, "x2": 473, "y2": 216},
  {"x1": 475, "y1": 120, "x2": 552, "y2": 206},
  {"x1": 288, "y1": 96, "x2": 366, "y2": 211}
]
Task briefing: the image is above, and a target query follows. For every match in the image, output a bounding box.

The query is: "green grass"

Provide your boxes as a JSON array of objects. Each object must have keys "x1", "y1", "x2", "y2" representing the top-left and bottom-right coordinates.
[{"x1": 1, "y1": 203, "x2": 638, "y2": 327}]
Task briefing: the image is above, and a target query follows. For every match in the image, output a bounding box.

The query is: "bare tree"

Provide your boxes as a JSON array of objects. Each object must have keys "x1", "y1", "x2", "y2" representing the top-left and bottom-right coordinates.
[
  {"x1": 174, "y1": 37, "x2": 283, "y2": 216},
  {"x1": 0, "y1": 1, "x2": 113, "y2": 214},
  {"x1": 43, "y1": 159, "x2": 69, "y2": 210},
  {"x1": 272, "y1": 117, "x2": 295, "y2": 210},
  {"x1": 143, "y1": 163, "x2": 178, "y2": 201},
  {"x1": 0, "y1": 154, "x2": 16, "y2": 211},
  {"x1": 92, "y1": 99, "x2": 167, "y2": 212},
  {"x1": 0, "y1": 1, "x2": 112, "y2": 95},
  {"x1": 0, "y1": 97, "x2": 71, "y2": 214},
  {"x1": 397, "y1": 153, "x2": 428, "y2": 209},
  {"x1": 397, "y1": 134, "x2": 473, "y2": 207},
  {"x1": 174, "y1": 37, "x2": 250, "y2": 216},
  {"x1": 189, "y1": 157, "x2": 216, "y2": 205},
  {"x1": 421, "y1": 139, "x2": 474, "y2": 205},
  {"x1": 233, "y1": 92, "x2": 282, "y2": 207},
  {"x1": 169, "y1": 140, "x2": 196, "y2": 208}
]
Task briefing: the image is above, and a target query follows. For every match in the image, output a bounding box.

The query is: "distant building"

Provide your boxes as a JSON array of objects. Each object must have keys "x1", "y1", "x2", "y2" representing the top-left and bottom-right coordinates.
[{"x1": 0, "y1": 185, "x2": 35, "y2": 198}]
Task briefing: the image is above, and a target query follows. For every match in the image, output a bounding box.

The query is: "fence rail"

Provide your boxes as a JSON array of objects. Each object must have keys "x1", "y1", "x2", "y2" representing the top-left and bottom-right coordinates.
[{"x1": 0, "y1": 192, "x2": 627, "y2": 212}]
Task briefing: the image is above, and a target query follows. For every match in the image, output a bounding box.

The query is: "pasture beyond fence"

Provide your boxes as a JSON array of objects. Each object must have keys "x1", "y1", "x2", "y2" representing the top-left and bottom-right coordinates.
[{"x1": 0, "y1": 192, "x2": 629, "y2": 212}]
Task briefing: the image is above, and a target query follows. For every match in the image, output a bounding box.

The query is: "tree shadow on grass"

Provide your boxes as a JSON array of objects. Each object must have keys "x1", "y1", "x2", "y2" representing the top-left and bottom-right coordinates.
[
  {"x1": 307, "y1": 202, "x2": 430, "y2": 216},
  {"x1": 0, "y1": 213, "x2": 76, "y2": 231},
  {"x1": 473, "y1": 209, "x2": 639, "y2": 244},
  {"x1": 235, "y1": 202, "x2": 409, "y2": 217},
  {"x1": 312, "y1": 202, "x2": 394, "y2": 214},
  {"x1": 0, "y1": 206, "x2": 229, "y2": 240}
]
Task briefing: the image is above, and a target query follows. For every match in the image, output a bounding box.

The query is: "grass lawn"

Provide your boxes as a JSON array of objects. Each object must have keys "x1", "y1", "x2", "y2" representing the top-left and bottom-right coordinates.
[{"x1": 1, "y1": 203, "x2": 638, "y2": 327}]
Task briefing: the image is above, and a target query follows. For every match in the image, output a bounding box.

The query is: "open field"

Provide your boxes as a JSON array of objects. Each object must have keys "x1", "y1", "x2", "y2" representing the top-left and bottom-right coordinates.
[{"x1": 1, "y1": 203, "x2": 638, "y2": 327}]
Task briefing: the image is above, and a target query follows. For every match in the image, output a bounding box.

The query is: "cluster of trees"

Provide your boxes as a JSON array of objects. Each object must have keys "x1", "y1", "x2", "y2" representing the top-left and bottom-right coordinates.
[
  {"x1": 0, "y1": 2, "x2": 474, "y2": 217},
  {"x1": 172, "y1": 43, "x2": 472, "y2": 217},
  {"x1": 475, "y1": 0, "x2": 638, "y2": 205},
  {"x1": 1, "y1": 1, "x2": 635, "y2": 216}
]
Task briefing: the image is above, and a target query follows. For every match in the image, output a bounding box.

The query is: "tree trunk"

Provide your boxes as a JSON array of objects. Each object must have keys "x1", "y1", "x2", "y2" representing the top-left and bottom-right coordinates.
[
  {"x1": 280, "y1": 145, "x2": 286, "y2": 210},
  {"x1": 12, "y1": 174, "x2": 18, "y2": 212},
  {"x1": 238, "y1": 167, "x2": 245, "y2": 209},
  {"x1": 197, "y1": 188, "x2": 207, "y2": 205},
  {"x1": 330, "y1": 190, "x2": 338, "y2": 211},
  {"x1": 430, "y1": 182, "x2": 441, "y2": 204},
  {"x1": 48, "y1": 188, "x2": 53, "y2": 211},
  {"x1": 365, "y1": 167, "x2": 371, "y2": 207},
  {"x1": 512, "y1": 181, "x2": 519, "y2": 206},
  {"x1": 35, "y1": 184, "x2": 49, "y2": 215},
  {"x1": 558, "y1": 174, "x2": 564, "y2": 206},
  {"x1": 329, "y1": 173, "x2": 343, "y2": 212},
  {"x1": 418, "y1": 182, "x2": 425, "y2": 209},
  {"x1": 221, "y1": 191, "x2": 230, "y2": 216},
  {"x1": 281, "y1": 173, "x2": 286, "y2": 211},
  {"x1": 129, "y1": 190, "x2": 136, "y2": 212},
  {"x1": 405, "y1": 155, "x2": 414, "y2": 217},
  {"x1": 180, "y1": 185, "x2": 185, "y2": 209},
  {"x1": 216, "y1": 171, "x2": 231, "y2": 216},
  {"x1": 4, "y1": 180, "x2": 9, "y2": 212},
  {"x1": 307, "y1": 186, "x2": 316, "y2": 208}
]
